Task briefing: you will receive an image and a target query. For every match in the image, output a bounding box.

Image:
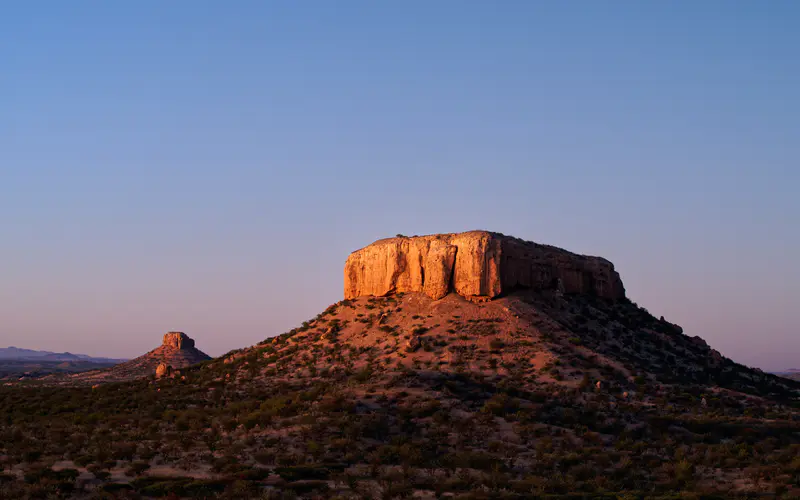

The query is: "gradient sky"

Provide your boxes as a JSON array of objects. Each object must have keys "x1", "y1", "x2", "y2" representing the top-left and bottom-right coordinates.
[{"x1": 2, "y1": 2, "x2": 798, "y2": 370}]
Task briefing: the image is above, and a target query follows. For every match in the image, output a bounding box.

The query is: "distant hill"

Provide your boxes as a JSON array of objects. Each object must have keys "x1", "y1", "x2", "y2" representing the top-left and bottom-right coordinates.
[
  {"x1": 0, "y1": 346, "x2": 127, "y2": 380},
  {"x1": 775, "y1": 369, "x2": 800, "y2": 381},
  {"x1": 0, "y1": 346, "x2": 125, "y2": 364}
]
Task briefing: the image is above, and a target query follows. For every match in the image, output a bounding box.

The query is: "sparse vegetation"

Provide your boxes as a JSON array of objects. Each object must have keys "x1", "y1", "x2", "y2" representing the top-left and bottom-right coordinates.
[{"x1": 0, "y1": 291, "x2": 798, "y2": 499}]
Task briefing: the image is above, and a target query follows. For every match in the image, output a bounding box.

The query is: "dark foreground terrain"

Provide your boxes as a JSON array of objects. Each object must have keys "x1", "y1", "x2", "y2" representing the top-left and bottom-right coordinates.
[{"x1": 1, "y1": 291, "x2": 799, "y2": 499}]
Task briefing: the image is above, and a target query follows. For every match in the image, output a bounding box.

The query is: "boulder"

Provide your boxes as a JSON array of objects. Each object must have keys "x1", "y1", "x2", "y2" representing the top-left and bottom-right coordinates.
[
  {"x1": 155, "y1": 363, "x2": 172, "y2": 379},
  {"x1": 405, "y1": 336, "x2": 423, "y2": 353}
]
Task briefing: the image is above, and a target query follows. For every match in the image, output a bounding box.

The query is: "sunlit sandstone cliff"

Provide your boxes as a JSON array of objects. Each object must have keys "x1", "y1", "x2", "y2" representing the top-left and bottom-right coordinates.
[{"x1": 344, "y1": 231, "x2": 625, "y2": 301}]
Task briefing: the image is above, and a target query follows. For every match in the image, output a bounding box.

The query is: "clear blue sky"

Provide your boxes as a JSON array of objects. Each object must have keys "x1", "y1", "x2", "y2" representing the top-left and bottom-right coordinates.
[{"x1": 2, "y1": 2, "x2": 798, "y2": 370}]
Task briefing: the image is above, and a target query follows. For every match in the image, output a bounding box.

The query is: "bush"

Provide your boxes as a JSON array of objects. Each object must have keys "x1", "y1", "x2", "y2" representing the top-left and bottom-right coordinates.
[
  {"x1": 125, "y1": 460, "x2": 151, "y2": 477},
  {"x1": 489, "y1": 339, "x2": 505, "y2": 350},
  {"x1": 275, "y1": 465, "x2": 334, "y2": 481},
  {"x1": 285, "y1": 479, "x2": 330, "y2": 494},
  {"x1": 481, "y1": 394, "x2": 519, "y2": 417},
  {"x1": 101, "y1": 483, "x2": 135, "y2": 493}
]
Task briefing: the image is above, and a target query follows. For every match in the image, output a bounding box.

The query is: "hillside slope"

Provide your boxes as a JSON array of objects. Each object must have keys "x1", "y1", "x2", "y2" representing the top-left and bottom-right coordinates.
[
  {"x1": 1, "y1": 231, "x2": 798, "y2": 498},
  {"x1": 2, "y1": 290, "x2": 798, "y2": 498},
  {"x1": 242, "y1": 290, "x2": 799, "y2": 402}
]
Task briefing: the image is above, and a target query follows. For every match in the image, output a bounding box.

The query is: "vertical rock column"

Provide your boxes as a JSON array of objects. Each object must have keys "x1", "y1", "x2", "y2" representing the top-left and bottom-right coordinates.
[{"x1": 422, "y1": 240, "x2": 458, "y2": 300}]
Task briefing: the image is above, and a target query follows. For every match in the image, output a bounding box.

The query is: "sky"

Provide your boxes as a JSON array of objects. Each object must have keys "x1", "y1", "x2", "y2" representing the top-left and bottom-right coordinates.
[{"x1": 2, "y1": 1, "x2": 798, "y2": 371}]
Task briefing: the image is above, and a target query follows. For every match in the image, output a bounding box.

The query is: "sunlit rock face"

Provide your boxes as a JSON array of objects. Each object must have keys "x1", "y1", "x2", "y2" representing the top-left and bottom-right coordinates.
[
  {"x1": 344, "y1": 231, "x2": 625, "y2": 302},
  {"x1": 162, "y1": 332, "x2": 194, "y2": 350},
  {"x1": 155, "y1": 362, "x2": 172, "y2": 379}
]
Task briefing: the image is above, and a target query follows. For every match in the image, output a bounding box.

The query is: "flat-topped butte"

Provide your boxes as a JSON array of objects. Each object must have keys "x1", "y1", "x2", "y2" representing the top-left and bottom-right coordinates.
[{"x1": 344, "y1": 230, "x2": 625, "y2": 302}]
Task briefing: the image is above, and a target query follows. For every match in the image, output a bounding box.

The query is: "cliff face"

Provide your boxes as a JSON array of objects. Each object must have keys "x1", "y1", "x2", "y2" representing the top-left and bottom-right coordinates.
[
  {"x1": 162, "y1": 332, "x2": 195, "y2": 350},
  {"x1": 344, "y1": 231, "x2": 625, "y2": 301}
]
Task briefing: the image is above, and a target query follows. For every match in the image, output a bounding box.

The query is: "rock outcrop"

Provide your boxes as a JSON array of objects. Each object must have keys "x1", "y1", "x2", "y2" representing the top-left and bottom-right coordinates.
[
  {"x1": 163, "y1": 332, "x2": 195, "y2": 350},
  {"x1": 67, "y1": 332, "x2": 211, "y2": 384},
  {"x1": 344, "y1": 231, "x2": 625, "y2": 302}
]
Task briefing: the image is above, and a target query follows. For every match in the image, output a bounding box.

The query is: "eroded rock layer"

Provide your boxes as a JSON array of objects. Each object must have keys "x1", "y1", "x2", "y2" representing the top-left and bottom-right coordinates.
[{"x1": 344, "y1": 231, "x2": 625, "y2": 301}]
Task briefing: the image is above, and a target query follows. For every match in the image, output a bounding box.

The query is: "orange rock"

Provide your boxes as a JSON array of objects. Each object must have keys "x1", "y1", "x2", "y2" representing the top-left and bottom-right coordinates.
[
  {"x1": 155, "y1": 363, "x2": 172, "y2": 379},
  {"x1": 344, "y1": 231, "x2": 625, "y2": 301},
  {"x1": 162, "y1": 332, "x2": 194, "y2": 350}
]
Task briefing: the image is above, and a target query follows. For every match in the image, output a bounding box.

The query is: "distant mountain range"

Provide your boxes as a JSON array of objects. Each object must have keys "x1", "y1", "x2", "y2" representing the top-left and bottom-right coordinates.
[
  {"x1": 0, "y1": 346, "x2": 126, "y2": 364},
  {"x1": 774, "y1": 369, "x2": 800, "y2": 381}
]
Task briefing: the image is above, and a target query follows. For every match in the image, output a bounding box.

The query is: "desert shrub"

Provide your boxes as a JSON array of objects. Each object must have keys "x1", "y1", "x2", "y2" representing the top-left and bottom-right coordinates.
[
  {"x1": 253, "y1": 451, "x2": 274, "y2": 465},
  {"x1": 284, "y1": 479, "x2": 330, "y2": 494},
  {"x1": 274, "y1": 465, "x2": 334, "y2": 481},
  {"x1": 24, "y1": 467, "x2": 79, "y2": 484},
  {"x1": 133, "y1": 476, "x2": 231, "y2": 497},
  {"x1": 353, "y1": 366, "x2": 373, "y2": 383},
  {"x1": 125, "y1": 460, "x2": 151, "y2": 477},
  {"x1": 101, "y1": 482, "x2": 136, "y2": 493},
  {"x1": 231, "y1": 467, "x2": 271, "y2": 481},
  {"x1": 481, "y1": 394, "x2": 520, "y2": 417}
]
